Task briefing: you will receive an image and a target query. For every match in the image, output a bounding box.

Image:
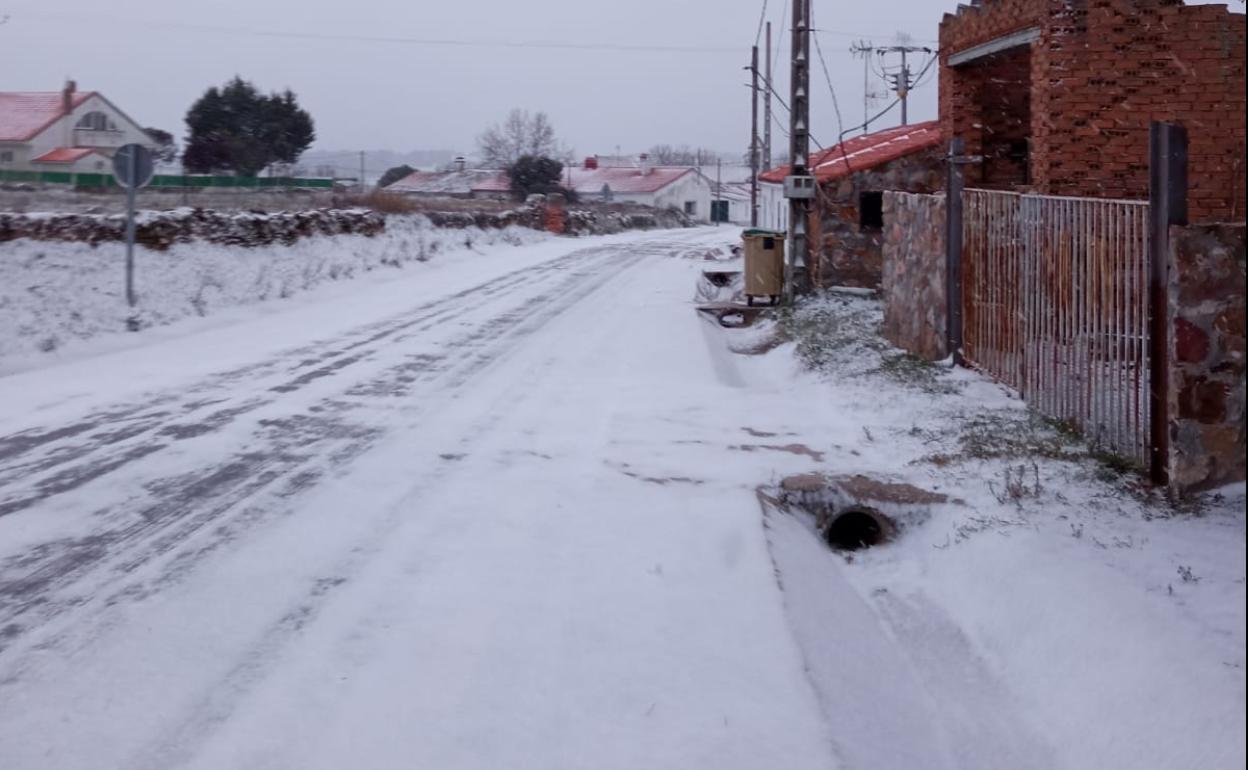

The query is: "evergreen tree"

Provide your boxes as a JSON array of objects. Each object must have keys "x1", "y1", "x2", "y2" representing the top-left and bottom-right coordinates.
[
  {"x1": 507, "y1": 155, "x2": 570, "y2": 201},
  {"x1": 378, "y1": 164, "x2": 416, "y2": 189},
  {"x1": 183, "y1": 78, "x2": 315, "y2": 176}
]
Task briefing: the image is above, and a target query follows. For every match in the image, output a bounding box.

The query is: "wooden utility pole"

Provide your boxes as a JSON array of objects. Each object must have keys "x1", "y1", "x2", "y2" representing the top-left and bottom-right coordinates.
[
  {"x1": 750, "y1": 44, "x2": 760, "y2": 227},
  {"x1": 785, "y1": 0, "x2": 813, "y2": 300},
  {"x1": 764, "y1": 22, "x2": 773, "y2": 172},
  {"x1": 1147, "y1": 121, "x2": 1188, "y2": 487}
]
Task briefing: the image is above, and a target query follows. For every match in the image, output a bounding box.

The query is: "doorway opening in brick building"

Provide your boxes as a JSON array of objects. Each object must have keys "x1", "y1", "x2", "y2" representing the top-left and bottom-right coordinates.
[{"x1": 970, "y1": 46, "x2": 1033, "y2": 189}]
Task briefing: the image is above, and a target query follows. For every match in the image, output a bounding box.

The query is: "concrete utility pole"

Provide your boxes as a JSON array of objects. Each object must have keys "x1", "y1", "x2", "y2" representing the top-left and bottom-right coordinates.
[
  {"x1": 359, "y1": 151, "x2": 366, "y2": 191},
  {"x1": 785, "y1": 0, "x2": 813, "y2": 300},
  {"x1": 763, "y1": 22, "x2": 773, "y2": 172},
  {"x1": 750, "y1": 44, "x2": 760, "y2": 228}
]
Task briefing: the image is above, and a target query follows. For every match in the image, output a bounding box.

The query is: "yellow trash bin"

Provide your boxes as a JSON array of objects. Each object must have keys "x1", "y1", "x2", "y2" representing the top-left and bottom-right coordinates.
[{"x1": 742, "y1": 229, "x2": 785, "y2": 305}]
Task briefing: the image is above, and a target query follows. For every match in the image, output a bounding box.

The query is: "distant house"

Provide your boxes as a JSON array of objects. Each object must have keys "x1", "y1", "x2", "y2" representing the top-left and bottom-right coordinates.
[
  {"x1": 0, "y1": 81, "x2": 156, "y2": 174},
  {"x1": 560, "y1": 157, "x2": 713, "y2": 218},
  {"x1": 387, "y1": 167, "x2": 512, "y2": 200},
  {"x1": 760, "y1": 121, "x2": 944, "y2": 288},
  {"x1": 390, "y1": 155, "x2": 715, "y2": 219}
]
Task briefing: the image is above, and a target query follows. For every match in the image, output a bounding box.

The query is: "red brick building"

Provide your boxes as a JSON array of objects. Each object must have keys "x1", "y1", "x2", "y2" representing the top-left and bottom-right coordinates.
[{"x1": 939, "y1": 0, "x2": 1246, "y2": 222}]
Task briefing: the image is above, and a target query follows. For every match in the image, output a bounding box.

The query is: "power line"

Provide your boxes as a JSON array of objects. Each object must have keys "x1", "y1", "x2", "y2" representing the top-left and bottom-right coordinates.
[
  {"x1": 754, "y1": 0, "x2": 771, "y2": 47},
  {"x1": 810, "y1": 9, "x2": 845, "y2": 141},
  {"x1": 13, "y1": 12, "x2": 908, "y2": 56}
]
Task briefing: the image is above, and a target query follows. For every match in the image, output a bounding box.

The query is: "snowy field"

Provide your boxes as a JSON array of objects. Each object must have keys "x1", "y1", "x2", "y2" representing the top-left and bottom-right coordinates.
[
  {"x1": 0, "y1": 214, "x2": 547, "y2": 364},
  {"x1": 0, "y1": 226, "x2": 1242, "y2": 769}
]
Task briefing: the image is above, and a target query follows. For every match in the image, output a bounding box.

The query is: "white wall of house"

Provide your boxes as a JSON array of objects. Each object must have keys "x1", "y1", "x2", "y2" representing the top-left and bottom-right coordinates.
[
  {"x1": 627, "y1": 171, "x2": 712, "y2": 220},
  {"x1": 759, "y1": 182, "x2": 788, "y2": 231}
]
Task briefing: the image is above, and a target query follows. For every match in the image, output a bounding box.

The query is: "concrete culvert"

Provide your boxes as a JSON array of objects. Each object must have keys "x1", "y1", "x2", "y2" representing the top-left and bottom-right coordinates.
[{"x1": 824, "y1": 507, "x2": 894, "y2": 551}]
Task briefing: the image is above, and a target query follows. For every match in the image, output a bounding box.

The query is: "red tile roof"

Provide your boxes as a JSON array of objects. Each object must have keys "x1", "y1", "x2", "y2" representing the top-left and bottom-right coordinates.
[
  {"x1": 32, "y1": 147, "x2": 102, "y2": 164},
  {"x1": 0, "y1": 91, "x2": 96, "y2": 142},
  {"x1": 759, "y1": 121, "x2": 942, "y2": 184}
]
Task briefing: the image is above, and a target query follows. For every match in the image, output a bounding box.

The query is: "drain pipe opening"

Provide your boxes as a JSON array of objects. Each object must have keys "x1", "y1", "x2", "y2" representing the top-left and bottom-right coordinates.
[{"x1": 825, "y1": 507, "x2": 893, "y2": 551}]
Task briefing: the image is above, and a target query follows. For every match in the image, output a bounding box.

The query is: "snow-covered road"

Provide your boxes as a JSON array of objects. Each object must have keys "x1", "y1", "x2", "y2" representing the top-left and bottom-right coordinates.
[
  {"x1": 2, "y1": 227, "x2": 1243, "y2": 770},
  {"x1": 0, "y1": 229, "x2": 840, "y2": 769}
]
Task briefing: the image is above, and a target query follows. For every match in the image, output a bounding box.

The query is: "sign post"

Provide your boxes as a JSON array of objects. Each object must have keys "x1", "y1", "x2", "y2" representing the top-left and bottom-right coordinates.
[{"x1": 112, "y1": 143, "x2": 154, "y2": 331}]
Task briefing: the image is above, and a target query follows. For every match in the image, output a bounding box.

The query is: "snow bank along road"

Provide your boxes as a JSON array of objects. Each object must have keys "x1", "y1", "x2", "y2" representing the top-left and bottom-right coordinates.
[{"x1": 0, "y1": 228, "x2": 842, "y2": 769}]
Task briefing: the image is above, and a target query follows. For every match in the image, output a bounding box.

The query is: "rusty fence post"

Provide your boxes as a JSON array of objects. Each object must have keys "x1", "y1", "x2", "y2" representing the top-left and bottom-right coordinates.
[
  {"x1": 1148, "y1": 121, "x2": 1188, "y2": 487},
  {"x1": 946, "y1": 137, "x2": 966, "y2": 365}
]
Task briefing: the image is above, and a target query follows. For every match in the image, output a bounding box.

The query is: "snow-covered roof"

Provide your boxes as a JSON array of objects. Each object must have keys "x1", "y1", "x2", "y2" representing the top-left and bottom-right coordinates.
[
  {"x1": 389, "y1": 169, "x2": 508, "y2": 194},
  {"x1": 565, "y1": 166, "x2": 696, "y2": 195},
  {"x1": 0, "y1": 91, "x2": 95, "y2": 142},
  {"x1": 759, "y1": 121, "x2": 942, "y2": 184},
  {"x1": 31, "y1": 147, "x2": 105, "y2": 164}
]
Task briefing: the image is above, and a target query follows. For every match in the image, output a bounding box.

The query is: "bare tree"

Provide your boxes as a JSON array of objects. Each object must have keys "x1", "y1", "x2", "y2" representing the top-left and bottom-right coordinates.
[{"x1": 478, "y1": 109, "x2": 567, "y2": 168}]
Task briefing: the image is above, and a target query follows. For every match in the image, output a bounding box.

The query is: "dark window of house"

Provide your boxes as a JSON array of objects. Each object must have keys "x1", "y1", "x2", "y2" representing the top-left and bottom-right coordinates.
[{"x1": 860, "y1": 191, "x2": 884, "y2": 231}]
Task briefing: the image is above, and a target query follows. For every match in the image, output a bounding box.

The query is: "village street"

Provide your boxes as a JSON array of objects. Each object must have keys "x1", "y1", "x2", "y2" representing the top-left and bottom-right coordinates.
[
  {"x1": 0, "y1": 227, "x2": 838, "y2": 769},
  {"x1": 0, "y1": 226, "x2": 1243, "y2": 770},
  {"x1": 0, "y1": 224, "x2": 1243, "y2": 768}
]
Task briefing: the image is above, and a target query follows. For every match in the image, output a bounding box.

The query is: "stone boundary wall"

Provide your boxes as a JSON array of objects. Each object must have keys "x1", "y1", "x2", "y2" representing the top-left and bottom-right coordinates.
[
  {"x1": 0, "y1": 209, "x2": 387, "y2": 251},
  {"x1": 0, "y1": 204, "x2": 692, "y2": 251},
  {"x1": 881, "y1": 192, "x2": 948, "y2": 361},
  {"x1": 1167, "y1": 223, "x2": 1246, "y2": 493}
]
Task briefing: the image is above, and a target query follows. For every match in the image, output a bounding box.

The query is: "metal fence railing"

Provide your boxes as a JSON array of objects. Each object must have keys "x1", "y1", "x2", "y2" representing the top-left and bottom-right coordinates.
[{"x1": 963, "y1": 189, "x2": 1152, "y2": 464}]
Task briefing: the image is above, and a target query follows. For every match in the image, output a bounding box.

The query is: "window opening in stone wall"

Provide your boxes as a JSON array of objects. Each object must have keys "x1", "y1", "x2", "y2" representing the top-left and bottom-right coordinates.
[{"x1": 860, "y1": 191, "x2": 884, "y2": 230}]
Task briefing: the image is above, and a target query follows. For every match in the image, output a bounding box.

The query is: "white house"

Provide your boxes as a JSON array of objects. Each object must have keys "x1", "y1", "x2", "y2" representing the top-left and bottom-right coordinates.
[
  {"x1": 560, "y1": 156, "x2": 713, "y2": 219},
  {"x1": 0, "y1": 82, "x2": 156, "y2": 174}
]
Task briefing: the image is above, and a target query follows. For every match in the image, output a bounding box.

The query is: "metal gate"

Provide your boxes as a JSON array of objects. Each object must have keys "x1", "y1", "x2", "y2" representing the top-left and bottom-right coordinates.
[{"x1": 962, "y1": 189, "x2": 1152, "y2": 464}]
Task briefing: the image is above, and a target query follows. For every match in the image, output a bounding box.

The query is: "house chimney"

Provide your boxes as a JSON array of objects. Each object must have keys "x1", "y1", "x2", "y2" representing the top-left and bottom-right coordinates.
[
  {"x1": 454, "y1": 155, "x2": 467, "y2": 172},
  {"x1": 584, "y1": 156, "x2": 599, "y2": 170},
  {"x1": 639, "y1": 153, "x2": 652, "y2": 176},
  {"x1": 62, "y1": 79, "x2": 77, "y2": 115}
]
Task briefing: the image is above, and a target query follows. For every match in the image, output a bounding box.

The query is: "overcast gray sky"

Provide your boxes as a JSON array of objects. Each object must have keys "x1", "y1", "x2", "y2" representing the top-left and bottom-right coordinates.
[{"x1": 0, "y1": 0, "x2": 1236, "y2": 158}]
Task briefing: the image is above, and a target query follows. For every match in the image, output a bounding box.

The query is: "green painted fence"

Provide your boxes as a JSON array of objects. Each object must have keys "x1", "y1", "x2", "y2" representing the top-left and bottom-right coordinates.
[{"x1": 0, "y1": 169, "x2": 335, "y2": 189}]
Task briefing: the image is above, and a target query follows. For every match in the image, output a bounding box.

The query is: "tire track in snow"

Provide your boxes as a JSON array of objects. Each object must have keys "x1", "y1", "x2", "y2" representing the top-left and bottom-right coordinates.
[
  {"x1": 0, "y1": 240, "x2": 668, "y2": 672},
  {"x1": 123, "y1": 247, "x2": 667, "y2": 770},
  {"x1": 0, "y1": 245, "x2": 624, "y2": 511}
]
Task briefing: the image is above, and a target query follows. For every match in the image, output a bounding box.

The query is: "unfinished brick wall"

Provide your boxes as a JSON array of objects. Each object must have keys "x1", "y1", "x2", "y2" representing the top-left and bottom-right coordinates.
[
  {"x1": 941, "y1": 0, "x2": 1247, "y2": 222},
  {"x1": 811, "y1": 149, "x2": 944, "y2": 289},
  {"x1": 882, "y1": 192, "x2": 948, "y2": 360},
  {"x1": 1167, "y1": 223, "x2": 1246, "y2": 493}
]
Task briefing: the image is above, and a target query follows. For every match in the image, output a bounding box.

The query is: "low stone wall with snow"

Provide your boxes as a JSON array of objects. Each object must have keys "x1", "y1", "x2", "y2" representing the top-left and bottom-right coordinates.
[
  {"x1": 0, "y1": 216, "x2": 545, "y2": 360},
  {"x1": 0, "y1": 208, "x2": 386, "y2": 250},
  {"x1": 0, "y1": 202, "x2": 692, "y2": 248}
]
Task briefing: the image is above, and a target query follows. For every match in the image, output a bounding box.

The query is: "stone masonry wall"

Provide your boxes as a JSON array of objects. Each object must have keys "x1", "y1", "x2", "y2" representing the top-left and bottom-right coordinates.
[
  {"x1": 1167, "y1": 223, "x2": 1246, "y2": 493},
  {"x1": 813, "y1": 148, "x2": 944, "y2": 290},
  {"x1": 941, "y1": 0, "x2": 1247, "y2": 222},
  {"x1": 881, "y1": 192, "x2": 948, "y2": 361}
]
